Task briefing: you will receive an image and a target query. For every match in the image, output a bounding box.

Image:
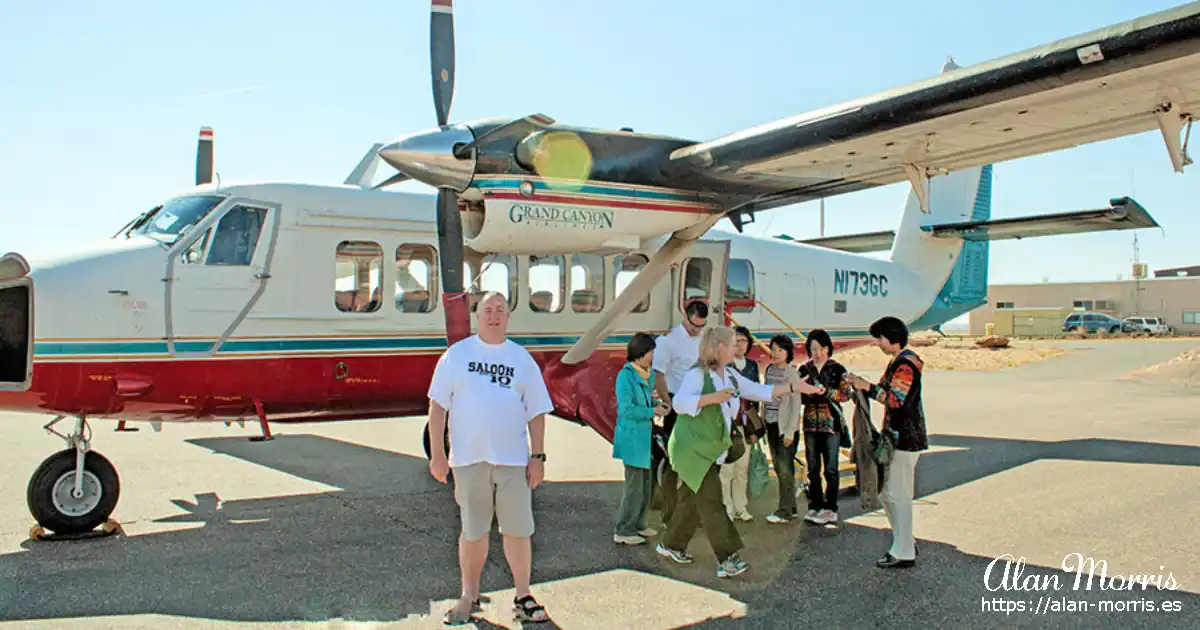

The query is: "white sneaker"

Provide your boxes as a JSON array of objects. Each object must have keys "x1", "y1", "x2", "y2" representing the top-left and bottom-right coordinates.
[
  {"x1": 656, "y1": 544, "x2": 694, "y2": 564},
  {"x1": 766, "y1": 513, "x2": 790, "y2": 524},
  {"x1": 717, "y1": 553, "x2": 749, "y2": 578},
  {"x1": 803, "y1": 509, "x2": 821, "y2": 523},
  {"x1": 734, "y1": 510, "x2": 753, "y2": 522},
  {"x1": 820, "y1": 510, "x2": 838, "y2": 525},
  {"x1": 613, "y1": 534, "x2": 646, "y2": 545},
  {"x1": 638, "y1": 528, "x2": 658, "y2": 537}
]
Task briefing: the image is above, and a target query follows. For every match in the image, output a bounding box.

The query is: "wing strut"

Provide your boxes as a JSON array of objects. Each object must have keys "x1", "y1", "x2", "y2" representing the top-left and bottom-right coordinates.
[{"x1": 1155, "y1": 88, "x2": 1195, "y2": 173}]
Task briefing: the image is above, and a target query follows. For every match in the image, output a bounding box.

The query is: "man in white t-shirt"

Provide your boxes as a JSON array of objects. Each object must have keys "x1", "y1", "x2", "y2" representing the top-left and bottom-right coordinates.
[
  {"x1": 428, "y1": 292, "x2": 554, "y2": 625},
  {"x1": 651, "y1": 299, "x2": 708, "y2": 524}
]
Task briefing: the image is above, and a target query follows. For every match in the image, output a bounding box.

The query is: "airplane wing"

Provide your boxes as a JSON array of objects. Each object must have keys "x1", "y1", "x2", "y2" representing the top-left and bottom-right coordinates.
[
  {"x1": 796, "y1": 231, "x2": 896, "y2": 253},
  {"x1": 669, "y1": 4, "x2": 1200, "y2": 212},
  {"x1": 923, "y1": 196, "x2": 1158, "y2": 241},
  {"x1": 798, "y1": 197, "x2": 1157, "y2": 253}
]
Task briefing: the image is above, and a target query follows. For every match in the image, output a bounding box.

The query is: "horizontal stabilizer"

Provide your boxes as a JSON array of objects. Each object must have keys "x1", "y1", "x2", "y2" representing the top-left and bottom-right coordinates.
[
  {"x1": 796, "y1": 197, "x2": 1158, "y2": 253},
  {"x1": 798, "y1": 230, "x2": 896, "y2": 253},
  {"x1": 922, "y1": 197, "x2": 1159, "y2": 241}
]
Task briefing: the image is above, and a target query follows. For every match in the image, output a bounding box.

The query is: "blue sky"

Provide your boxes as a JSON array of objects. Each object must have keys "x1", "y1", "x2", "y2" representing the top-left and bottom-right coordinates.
[{"x1": 2, "y1": 0, "x2": 1196, "y2": 288}]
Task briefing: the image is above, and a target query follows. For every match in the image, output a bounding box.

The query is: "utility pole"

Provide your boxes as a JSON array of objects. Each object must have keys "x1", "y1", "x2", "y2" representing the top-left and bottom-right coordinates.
[{"x1": 1133, "y1": 232, "x2": 1142, "y2": 316}]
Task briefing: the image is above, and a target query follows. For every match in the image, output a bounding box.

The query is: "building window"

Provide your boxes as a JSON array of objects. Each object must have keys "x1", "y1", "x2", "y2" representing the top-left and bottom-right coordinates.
[
  {"x1": 613, "y1": 254, "x2": 650, "y2": 313},
  {"x1": 465, "y1": 253, "x2": 516, "y2": 312},
  {"x1": 396, "y1": 244, "x2": 437, "y2": 313},
  {"x1": 570, "y1": 254, "x2": 605, "y2": 313},
  {"x1": 726, "y1": 259, "x2": 755, "y2": 313},
  {"x1": 682, "y1": 258, "x2": 712, "y2": 307},
  {"x1": 1184, "y1": 310, "x2": 1200, "y2": 325},
  {"x1": 529, "y1": 255, "x2": 566, "y2": 313},
  {"x1": 1073, "y1": 300, "x2": 1094, "y2": 310},
  {"x1": 1094, "y1": 300, "x2": 1116, "y2": 311},
  {"x1": 834, "y1": 300, "x2": 847, "y2": 313},
  {"x1": 996, "y1": 302, "x2": 1015, "y2": 309},
  {"x1": 335, "y1": 241, "x2": 383, "y2": 313}
]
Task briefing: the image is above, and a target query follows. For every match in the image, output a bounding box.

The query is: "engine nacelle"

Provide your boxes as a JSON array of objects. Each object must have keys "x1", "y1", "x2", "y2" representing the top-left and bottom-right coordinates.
[{"x1": 464, "y1": 187, "x2": 720, "y2": 255}]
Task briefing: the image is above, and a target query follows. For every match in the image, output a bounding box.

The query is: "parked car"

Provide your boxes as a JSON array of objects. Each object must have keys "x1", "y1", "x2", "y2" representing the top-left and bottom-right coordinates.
[
  {"x1": 1063, "y1": 312, "x2": 1133, "y2": 334},
  {"x1": 1123, "y1": 316, "x2": 1171, "y2": 335}
]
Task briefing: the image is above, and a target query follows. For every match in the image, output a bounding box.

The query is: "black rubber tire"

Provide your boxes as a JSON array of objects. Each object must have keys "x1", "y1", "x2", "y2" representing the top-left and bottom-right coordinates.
[{"x1": 27, "y1": 449, "x2": 120, "y2": 535}]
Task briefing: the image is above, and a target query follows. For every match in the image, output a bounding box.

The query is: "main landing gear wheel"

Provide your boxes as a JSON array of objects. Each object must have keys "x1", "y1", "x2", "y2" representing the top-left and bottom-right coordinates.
[{"x1": 27, "y1": 449, "x2": 120, "y2": 536}]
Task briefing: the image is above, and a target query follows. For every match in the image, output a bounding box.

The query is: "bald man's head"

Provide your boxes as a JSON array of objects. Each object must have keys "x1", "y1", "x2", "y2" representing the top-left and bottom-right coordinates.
[{"x1": 475, "y1": 291, "x2": 510, "y2": 343}]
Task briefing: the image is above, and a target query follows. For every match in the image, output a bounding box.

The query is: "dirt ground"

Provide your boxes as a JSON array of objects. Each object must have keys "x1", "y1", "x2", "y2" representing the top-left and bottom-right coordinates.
[
  {"x1": 1122, "y1": 346, "x2": 1200, "y2": 387},
  {"x1": 837, "y1": 335, "x2": 1073, "y2": 371}
]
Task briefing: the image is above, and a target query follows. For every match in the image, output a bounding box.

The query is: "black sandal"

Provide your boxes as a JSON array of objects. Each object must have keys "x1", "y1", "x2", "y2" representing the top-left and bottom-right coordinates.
[{"x1": 513, "y1": 595, "x2": 549, "y2": 623}]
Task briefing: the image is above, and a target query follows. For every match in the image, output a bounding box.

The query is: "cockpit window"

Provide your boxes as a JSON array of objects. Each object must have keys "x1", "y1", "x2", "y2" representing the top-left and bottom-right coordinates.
[{"x1": 132, "y1": 195, "x2": 225, "y2": 243}]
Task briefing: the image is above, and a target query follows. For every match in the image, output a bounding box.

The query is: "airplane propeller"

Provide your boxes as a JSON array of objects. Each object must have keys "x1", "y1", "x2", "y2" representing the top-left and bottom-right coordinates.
[
  {"x1": 429, "y1": 0, "x2": 469, "y2": 346},
  {"x1": 374, "y1": 1, "x2": 558, "y2": 346},
  {"x1": 196, "y1": 126, "x2": 214, "y2": 185}
]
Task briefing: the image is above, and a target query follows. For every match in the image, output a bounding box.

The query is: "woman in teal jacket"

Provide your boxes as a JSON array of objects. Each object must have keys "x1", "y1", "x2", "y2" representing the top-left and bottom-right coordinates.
[{"x1": 613, "y1": 332, "x2": 670, "y2": 545}]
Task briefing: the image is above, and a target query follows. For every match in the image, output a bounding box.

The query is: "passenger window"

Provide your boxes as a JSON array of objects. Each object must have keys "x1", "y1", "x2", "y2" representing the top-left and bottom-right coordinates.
[
  {"x1": 613, "y1": 254, "x2": 649, "y2": 313},
  {"x1": 726, "y1": 259, "x2": 755, "y2": 313},
  {"x1": 528, "y1": 255, "x2": 566, "y2": 313},
  {"x1": 396, "y1": 244, "x2": 437, "y2": 313},
  {"x1": 206, "y1": 206, "x2": 267, "y2": 266},
  {"x1": 571, "y1": 254, "x2": 604, "y2": 313},
  {"x1": 465, "y1": 253, "x2": 516, "y2": 312},
  {"x1": 335, "y1": 241, "x2": 383, "y2": 313},
  {"x1": 682, "y1": 258, "x2": 712, "y2": 306}
]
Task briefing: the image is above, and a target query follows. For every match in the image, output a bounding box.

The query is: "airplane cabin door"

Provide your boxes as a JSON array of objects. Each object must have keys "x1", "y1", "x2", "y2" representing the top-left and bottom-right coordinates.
[
  {"x1": 671, "y1": 239, "x2": 730, "y2": 329},
  {"x1": 167, "y1": 200, "x2": 280, "y2": 357}
]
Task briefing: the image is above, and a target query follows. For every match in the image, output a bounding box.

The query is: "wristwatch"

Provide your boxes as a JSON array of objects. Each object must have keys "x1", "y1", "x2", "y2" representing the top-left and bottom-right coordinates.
[{"x1": 531, "y1": 452, "x2": 547, "y2": 462}]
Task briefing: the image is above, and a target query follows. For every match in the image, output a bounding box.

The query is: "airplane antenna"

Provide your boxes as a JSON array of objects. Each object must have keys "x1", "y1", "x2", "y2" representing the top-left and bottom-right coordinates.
[{"x1": 215, "y1": 172, "x2": 221, "y2": 191}]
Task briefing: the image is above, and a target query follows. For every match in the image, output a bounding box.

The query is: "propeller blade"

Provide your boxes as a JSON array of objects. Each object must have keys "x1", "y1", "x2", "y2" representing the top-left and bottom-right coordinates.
[
  {"x1": 431, "y1": 0, "x2": 455, "y2": 127},
  {"x1": 196, "y1": 126, "x2": 214, "y2": 185},
  {"x1": 435, "y1": 188, "x2": 471, "y2": 346},
  {"x1": 371, "y1": 170, "x2": 412, "y2": 190},
  {"x1": 452, "y1": 113, "x2": 556, "y2": 159}
]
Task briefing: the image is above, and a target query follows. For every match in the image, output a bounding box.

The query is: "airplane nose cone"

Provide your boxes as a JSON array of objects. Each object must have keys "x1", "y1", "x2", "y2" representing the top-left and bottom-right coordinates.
[{"x1": 379, "y1": 124, "x2": 477, "y2": 191}]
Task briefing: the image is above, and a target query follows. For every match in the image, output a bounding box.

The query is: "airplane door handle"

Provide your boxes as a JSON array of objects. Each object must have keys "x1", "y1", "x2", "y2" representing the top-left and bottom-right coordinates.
[{"x1": 255, "y1": 273, "x2": 271, "y2": 279}]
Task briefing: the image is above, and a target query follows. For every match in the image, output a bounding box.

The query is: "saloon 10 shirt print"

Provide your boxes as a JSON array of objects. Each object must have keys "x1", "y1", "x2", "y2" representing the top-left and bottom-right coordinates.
[{"x1": 428, "y1": 335, "x2": 554, "y2": 469}]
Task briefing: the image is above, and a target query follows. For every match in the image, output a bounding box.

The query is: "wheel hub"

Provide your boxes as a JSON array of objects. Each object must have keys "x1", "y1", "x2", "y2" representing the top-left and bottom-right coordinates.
[{"x1": 51, "y1": 471, "x2": 102, "y2": 517}]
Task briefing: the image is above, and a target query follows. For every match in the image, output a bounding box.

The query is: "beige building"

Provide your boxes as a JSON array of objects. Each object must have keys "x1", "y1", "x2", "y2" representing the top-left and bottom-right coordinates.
[{"x1": 969, "y1": 275, "x2": 1200, "y2": 336}]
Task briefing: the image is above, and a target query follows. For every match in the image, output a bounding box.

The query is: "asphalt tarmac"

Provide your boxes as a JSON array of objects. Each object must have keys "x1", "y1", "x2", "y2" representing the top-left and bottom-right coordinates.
[{"x1": 0, "y1": 339, "x2": 1195, "y2": 629}]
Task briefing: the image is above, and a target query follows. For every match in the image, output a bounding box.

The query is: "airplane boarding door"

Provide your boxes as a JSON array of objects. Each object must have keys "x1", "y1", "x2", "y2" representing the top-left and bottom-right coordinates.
[
  {"x1": 671, "y1": 239, "x2": 730, "y2": 329},
  {"x1": 167, "y1": 200, "x2": 280, "y2": 357}
]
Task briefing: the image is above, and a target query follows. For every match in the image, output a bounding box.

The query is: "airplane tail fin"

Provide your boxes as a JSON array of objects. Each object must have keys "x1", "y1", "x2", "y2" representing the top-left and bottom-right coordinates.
[{"x1": 890, "y1": 164, "x2": 994, "y2": 328}]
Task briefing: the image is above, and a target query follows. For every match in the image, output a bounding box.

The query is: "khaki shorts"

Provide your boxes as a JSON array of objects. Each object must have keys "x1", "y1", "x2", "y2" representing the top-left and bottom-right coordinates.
[{"x1": 453, "y1": 462, "x2": 534, "y2": 540}]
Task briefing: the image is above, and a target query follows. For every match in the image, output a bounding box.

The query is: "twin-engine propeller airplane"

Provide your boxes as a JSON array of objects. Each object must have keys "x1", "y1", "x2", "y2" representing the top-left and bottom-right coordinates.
[{"x1": 0, "y1": 1, "x2": 1193, "y2": 536}]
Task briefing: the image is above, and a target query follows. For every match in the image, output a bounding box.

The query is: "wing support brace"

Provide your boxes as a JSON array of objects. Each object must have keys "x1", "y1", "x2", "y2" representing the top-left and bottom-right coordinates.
[
  {"x1": 903, "y1": 139, "x2": 935, "y2": 213},
  {"x1": 1155, "y1": 91, "x2": 1194, "y2": 174},
  {"x1": 562, "y1": 217, "x2": 720, "y2": 365}
]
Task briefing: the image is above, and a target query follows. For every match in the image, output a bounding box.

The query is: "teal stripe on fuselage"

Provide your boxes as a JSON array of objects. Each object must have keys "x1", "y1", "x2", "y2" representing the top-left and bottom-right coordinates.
[
  {"x1": 32, "y1": 329, "x2": 872, "y2": 358},
  {"x1": 473, "y1": 178, "x2": 698, "y2": 202}
]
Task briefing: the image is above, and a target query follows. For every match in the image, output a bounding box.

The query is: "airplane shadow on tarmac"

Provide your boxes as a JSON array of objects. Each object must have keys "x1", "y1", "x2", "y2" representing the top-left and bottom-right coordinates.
[{"x1": 0, "y1": 432, "x2": 1197, "y2": 629}]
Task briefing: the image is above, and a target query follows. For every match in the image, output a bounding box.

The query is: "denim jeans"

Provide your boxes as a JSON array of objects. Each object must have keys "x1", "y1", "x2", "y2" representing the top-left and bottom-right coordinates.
[{"x1": 804, "y1": 431, "x2": 841, "y2": 512}]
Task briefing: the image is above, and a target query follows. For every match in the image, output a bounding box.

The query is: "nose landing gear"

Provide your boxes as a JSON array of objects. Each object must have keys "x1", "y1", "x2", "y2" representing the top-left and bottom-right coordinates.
[{"x1": 27, "y1": 416, "x2": 121, "y2": 538}]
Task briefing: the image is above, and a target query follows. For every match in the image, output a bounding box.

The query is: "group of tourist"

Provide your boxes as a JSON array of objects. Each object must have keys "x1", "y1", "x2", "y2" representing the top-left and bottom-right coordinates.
[
  {"x1": 611, "y1": 300, "x2": 928, "y2": 579},
  {"x1": 421, "y1": 291, "x2": 928, "y2": 625}
]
